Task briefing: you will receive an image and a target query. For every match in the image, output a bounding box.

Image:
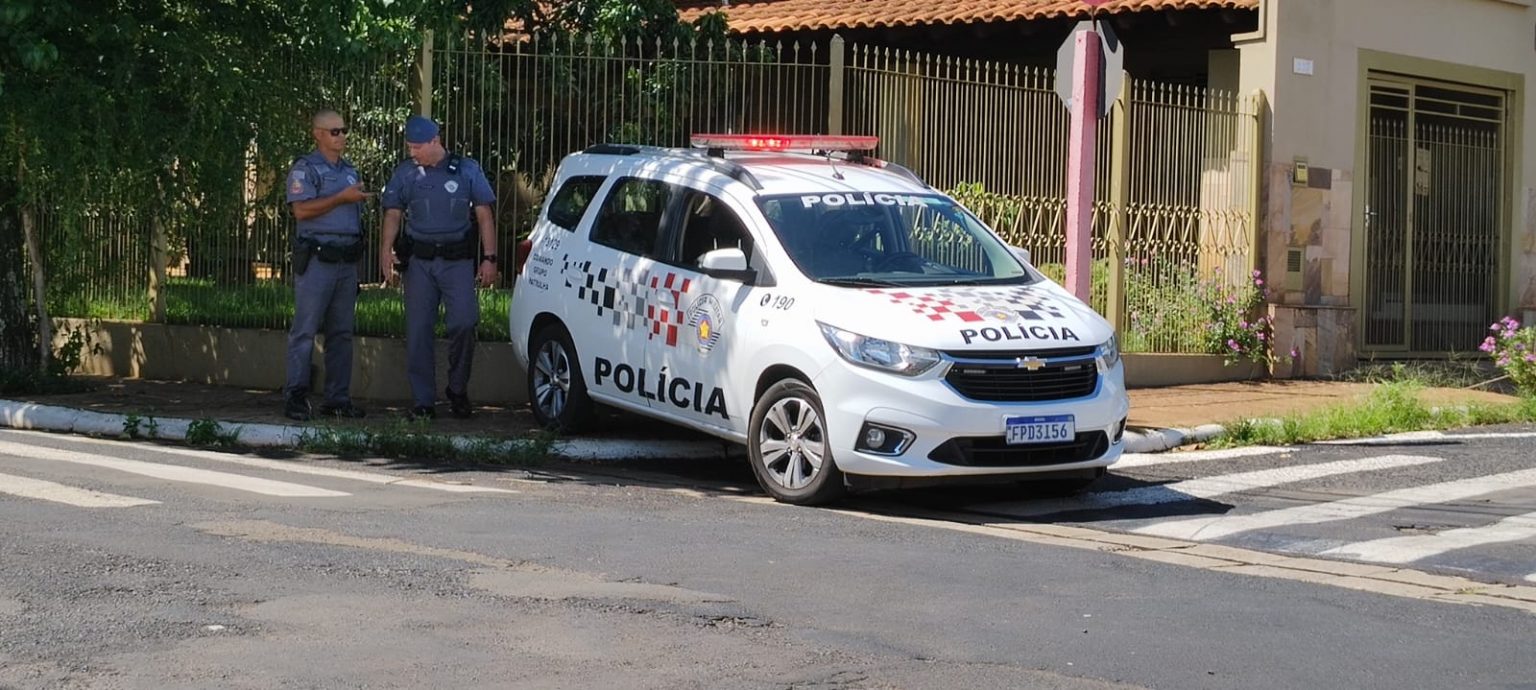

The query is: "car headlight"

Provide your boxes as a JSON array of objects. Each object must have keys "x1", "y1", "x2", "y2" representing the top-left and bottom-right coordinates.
[
  {"x1": 818, "y1": 323, "x2": 941, "y2": 377},
  {"x1": 1098, "y1": 334, "x2": 1121, "y2": 371}
]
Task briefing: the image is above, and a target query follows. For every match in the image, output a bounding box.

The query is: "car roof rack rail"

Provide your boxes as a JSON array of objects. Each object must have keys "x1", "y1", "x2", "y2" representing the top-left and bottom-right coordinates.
[{"x1": 844, "y1": 152, "x2": 929, "y2": 189}]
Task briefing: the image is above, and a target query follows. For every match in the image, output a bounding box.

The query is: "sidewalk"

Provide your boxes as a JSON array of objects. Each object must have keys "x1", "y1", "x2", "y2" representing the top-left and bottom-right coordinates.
[{"x1": 0, "y1": 375, "x2": 1523, "y2": 457}]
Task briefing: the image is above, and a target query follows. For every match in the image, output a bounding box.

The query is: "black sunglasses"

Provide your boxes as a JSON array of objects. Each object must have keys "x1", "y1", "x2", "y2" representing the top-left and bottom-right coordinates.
[{"x1": 316, "y1": 127, "x2": 349, "y2": 136}]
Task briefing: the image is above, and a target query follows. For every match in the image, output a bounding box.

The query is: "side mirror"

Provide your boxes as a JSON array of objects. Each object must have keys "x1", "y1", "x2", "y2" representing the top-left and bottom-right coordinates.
[
  {"x1": 698, "y1": 247, "x2": 756, "y2": 284},
  {"x1": 1009, "y1": 245, "x2": 1032, "y2": 265}
]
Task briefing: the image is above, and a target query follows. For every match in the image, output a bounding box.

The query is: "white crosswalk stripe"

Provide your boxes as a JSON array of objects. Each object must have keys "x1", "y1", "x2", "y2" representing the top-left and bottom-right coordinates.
[
  {"x1": 1132, "y1": 467, "x2": 1536, "y2": 541},
  {"x1": 0, "y1": 471, "x2": 159, "y2": 508},
  {"x1": 19, "y1": 432, "x2": 517, "y2": 494},
  {"x1": 0, "y1": 440, "x2": 348, "y2": 498},
  {"x1": 994, "y1": 455, "x2": 1442, "y2": 516},
  {"x1": 1322, "y1": 510, "x2": 1536, "y2": 564},
  {"x1": 1114, "y1": 446, "x2": 1289, "y2": 469}
]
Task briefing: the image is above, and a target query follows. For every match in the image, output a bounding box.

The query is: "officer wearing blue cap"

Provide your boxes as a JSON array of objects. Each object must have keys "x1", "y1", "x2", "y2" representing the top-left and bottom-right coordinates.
[
  {"x1": 380, "y1": 115, "x2": 498, "y2": 419},
  {"x1": 282, "y1": 109, "x2": 368, "y2": 421}
]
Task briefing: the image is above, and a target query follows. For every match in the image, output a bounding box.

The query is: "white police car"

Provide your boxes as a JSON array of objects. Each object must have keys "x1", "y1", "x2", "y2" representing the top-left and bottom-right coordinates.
[{"x1": 509, "y1": 134, "x2": 1129, "y2": 505}]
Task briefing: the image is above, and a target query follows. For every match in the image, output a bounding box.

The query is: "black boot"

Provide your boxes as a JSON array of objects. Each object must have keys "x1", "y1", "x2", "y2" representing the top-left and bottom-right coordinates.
[
  {"x1": 445, "y1": 387, "x2": 472, "y2": 419},
  {"x1": 284, "y1": 394, "x2": 312, "y2": 422}
]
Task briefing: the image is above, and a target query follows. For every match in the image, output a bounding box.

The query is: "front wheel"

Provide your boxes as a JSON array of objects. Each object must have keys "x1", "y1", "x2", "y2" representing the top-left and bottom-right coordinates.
[
  {"x1": 527, "y1": 324, "x2": 595, "y2": 432},
  {"x1": 747, "y1": 379, "x2": 845, "y2": 505}
]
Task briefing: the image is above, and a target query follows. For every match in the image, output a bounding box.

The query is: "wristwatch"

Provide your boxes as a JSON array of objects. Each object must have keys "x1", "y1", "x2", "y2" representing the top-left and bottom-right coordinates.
[{"x1": 480, "y1": 254, "x2": 498, "y2": 263}]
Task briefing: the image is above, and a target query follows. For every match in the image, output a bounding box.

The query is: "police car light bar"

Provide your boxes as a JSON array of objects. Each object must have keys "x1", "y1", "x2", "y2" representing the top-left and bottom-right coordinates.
[{"x1": 690, "y1": 134, "x2": 880, "y2": 152}]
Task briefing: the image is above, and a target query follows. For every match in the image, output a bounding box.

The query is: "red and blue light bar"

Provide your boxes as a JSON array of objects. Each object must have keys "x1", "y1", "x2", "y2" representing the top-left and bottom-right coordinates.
[{"x1": 690, "y1": 133, "x2": 880, "y2": 152}]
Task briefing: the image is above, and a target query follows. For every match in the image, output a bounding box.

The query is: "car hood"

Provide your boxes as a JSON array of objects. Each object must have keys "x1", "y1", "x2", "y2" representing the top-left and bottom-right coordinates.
[{"x1": 811, "y1": 281, "x2": 1112, "y2": 352}]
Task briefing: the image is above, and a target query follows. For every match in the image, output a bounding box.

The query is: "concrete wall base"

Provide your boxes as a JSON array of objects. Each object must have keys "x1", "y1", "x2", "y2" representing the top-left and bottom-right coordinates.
[
  {"x1": 55, "y1": 320, "x2": 1275, "y2": 398},
  {"x1": 1122, "y1": 353, "x2": 1269, "y2": 388},
  {"x1": 54, "y1": 318, "x2": 527, "y2": 404}
]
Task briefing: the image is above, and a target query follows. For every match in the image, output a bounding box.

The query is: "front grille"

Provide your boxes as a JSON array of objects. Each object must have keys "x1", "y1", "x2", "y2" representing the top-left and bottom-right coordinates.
[
  {"x1": 944, "y1": 355, "x2": 1099, "y2": 402},
  {"x1": 929, "y1": 432, "x2": 1109, "y2": 468}
]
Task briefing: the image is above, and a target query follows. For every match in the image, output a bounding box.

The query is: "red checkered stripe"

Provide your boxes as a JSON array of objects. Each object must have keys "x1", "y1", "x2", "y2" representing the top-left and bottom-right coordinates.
[
  {"x1": 867, "y1": 289, "x2": 984, "y2": 323},
  {"x1": 644, "y1": 271, "x2": 693, "y2": 347}
]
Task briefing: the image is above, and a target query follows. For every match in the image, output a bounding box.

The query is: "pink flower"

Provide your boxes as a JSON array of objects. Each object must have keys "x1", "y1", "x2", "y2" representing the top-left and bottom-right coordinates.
[
  {"x1": 1254, "y1": 278, "x2": 1265, "y2": 287},
  {"x1": 1480, "y1": 337, "x2": 1497, "y2": 353},
  {"x1": 1252, "y1": 270, "x2": 1262, "y2": 278},
  {"x1": 1257, "y1": 332, "x2": 1266, "y2": 341},
  {"x1": 1525, "y1": 353, "x2": 1536, "y2": 363},
  {"x1": 1227, "y1": 339, "x2": 1240, "y2": 351},
  {"x1": 1289, "y1": 348, "x2": 1299, "y2": 358}
]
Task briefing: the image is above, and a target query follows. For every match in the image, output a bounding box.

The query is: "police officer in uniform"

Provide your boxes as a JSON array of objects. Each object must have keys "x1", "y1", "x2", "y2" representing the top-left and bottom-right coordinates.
[
  {"x1": 379, "y1": 115, "x2": 498, "y2": 420},
  {"x1": 283, "y1": 109, "x2": 369, "y2": 421}
]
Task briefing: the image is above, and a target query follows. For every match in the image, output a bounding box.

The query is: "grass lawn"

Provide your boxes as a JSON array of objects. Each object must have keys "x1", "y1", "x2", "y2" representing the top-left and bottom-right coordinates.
[
  {"x1": 54, "y1": 278, "x2": 514, "y2": 341},
  {"x1": 1212, "y1": 381, "x2": 1536, "y2": 447}
]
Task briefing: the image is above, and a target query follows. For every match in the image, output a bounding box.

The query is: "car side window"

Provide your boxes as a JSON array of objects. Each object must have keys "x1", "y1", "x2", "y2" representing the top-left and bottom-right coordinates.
[
  {"x1": 675, "y1": 191, "x2": 752, "y2": 267},
  {"x1": 591, "y1": 177, "x2": 671, "y2": 257},
  {"x1": 545, "y1": 175, "x2": 607, "y2": 231}
]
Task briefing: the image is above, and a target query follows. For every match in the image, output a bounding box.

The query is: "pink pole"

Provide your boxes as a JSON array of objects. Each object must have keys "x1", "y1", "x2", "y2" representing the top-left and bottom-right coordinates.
[{"x1": 1065, "y1": 27, "x2": 1101, "y2": 303}]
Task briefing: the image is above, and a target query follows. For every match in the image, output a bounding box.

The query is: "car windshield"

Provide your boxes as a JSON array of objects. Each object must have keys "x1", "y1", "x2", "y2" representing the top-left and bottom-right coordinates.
[{"x1": 755, "y1": 193, "x2": 1035, "y2": 286}]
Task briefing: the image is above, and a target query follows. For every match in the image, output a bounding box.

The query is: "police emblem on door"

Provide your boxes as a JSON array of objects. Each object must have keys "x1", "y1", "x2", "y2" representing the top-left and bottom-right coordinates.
[{"x1": 686, "y1": 294, "x2": 724, "y2": 355}]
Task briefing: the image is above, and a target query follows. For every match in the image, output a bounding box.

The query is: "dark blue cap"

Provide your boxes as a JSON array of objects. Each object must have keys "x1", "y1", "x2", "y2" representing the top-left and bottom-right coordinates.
[{"x1": 404, "y1": 115, "x2": 439, "y2": 144}]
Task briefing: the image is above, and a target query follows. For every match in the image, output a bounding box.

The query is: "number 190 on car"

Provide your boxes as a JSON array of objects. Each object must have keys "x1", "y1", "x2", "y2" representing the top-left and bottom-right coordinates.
[{"x1": 1005, "y1": 415, "x2": 1076, "y2": 445}]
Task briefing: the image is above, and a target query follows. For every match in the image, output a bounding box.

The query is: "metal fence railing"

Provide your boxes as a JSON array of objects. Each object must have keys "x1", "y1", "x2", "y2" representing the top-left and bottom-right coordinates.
[{"x1": 38, "y1": 31, "x2": 1261, "y2": 355}]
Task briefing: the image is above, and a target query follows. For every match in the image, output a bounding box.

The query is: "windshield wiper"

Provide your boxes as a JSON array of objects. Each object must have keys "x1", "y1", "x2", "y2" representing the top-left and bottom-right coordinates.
[{"x1": 819, "y1": 277, "x2": 906, "y2": 288}]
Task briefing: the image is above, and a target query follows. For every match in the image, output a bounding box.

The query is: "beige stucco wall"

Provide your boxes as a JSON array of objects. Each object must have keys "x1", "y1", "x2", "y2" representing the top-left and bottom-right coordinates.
[{"x1": 1236, "y1": 0, "x2": 1535, "y2": 371}]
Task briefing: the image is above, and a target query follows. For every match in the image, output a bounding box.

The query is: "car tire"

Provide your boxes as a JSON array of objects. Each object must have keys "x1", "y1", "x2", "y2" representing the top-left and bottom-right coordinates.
[
  {"x1": 747, "y1": 379, "x2": 846, "y2": 505},
  {"x1": 527, "y1": 323, "x2": 594, "y2": 433}
]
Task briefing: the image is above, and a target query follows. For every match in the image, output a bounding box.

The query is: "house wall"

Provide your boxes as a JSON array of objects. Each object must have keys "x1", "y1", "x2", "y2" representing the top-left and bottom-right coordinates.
[{"x1": 1237, "y1": 0, "x2": 1535, "y2": 374}]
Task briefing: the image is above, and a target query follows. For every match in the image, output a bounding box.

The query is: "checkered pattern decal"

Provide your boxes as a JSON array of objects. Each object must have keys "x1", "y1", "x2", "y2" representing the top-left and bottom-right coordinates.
[
  {"x1": 867, "y1": 287, "x2": 1067, "y2": 323},
  {"x1": 563, "y1": 256, "x2": 694, "y2": 347}
]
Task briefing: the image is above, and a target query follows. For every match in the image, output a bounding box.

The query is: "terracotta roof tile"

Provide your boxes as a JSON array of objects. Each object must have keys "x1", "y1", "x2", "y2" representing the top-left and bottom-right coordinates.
[{"x1": 677, "y1": 0, "x2": 1256, "y2": 33}]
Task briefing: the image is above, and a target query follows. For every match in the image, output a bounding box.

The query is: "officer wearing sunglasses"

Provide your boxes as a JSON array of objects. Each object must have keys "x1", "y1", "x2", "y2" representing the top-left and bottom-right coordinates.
[{"x1": 282, "y1": 109, "x2": 370, "y2": 421}]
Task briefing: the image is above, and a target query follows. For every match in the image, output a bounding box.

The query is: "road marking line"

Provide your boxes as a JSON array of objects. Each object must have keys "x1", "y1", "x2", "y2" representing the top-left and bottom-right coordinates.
[
  {"x1": 4, "y1": 431, "x2": 516, "y2": 494},
  {"x1": 1442, "y1": 432, "x2": 1536, "y2": 440},
  {"x1": 1133, "y1": 467, "x2": 1536, "y2": 541},
  {"x1": 762, "y1": 498, "x2": 1536, "y2": 615},
  {"x1": 1115, "y1": 445, "x2": 1288, "y2": 469},
  {"x1": 991, "y1": 455, "x2": 1442, "y2": 516},
  {"x1": 0, "y1": 471, "x2": 159, "y2": 508},
  {"x1": 0, "y1": 440, "x2": 348, "y2": 498},
  {"x1": 1322, "y1": 510, "x2": 1536, "y2": 564}
]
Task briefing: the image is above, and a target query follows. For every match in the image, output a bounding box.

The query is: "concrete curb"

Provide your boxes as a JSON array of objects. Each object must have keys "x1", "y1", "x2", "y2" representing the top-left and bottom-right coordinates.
[
  {"x1": 1122, "y1": 424, "x2": 1228, "y2": 453},
  {"x1": 1, "y1": 398, "x2": 1203, "y2": 460},
  {"x1": 0, "y1": 398, "x2": 740, "y2": 461}
]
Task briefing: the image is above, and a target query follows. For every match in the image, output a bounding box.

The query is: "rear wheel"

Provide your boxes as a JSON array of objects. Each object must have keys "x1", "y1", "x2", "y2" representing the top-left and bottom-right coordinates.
[
  {"x1": 747, "y1": 379, "x2": 846, "y2": 505},
  {"x1": 527, "y1": 324, "x2": 594, "y2": 432}
]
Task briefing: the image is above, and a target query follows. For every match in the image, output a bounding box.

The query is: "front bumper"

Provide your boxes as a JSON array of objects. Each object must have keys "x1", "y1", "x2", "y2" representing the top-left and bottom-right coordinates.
[{"x1": 812, "y1": 359, "x2": 1129, "y2": 478}]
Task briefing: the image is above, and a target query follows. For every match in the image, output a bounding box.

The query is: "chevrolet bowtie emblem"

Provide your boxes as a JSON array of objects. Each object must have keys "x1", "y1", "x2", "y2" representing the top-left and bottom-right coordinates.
[{"x1": 1015, "y1": 356, "x2": 1045, "y2": 371}]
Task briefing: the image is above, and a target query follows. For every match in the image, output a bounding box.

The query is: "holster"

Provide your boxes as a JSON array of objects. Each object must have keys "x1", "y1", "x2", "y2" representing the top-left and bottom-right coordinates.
[
  {"x1": 393, "y1": 232, "x2": 415, "y2": 271},
  {"x1": 292, "y1": 239, "x2": 314, "y2": 277}
]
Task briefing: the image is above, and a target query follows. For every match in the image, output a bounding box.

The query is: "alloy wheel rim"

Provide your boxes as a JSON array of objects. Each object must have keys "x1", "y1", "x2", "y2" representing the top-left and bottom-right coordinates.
[
  {"x1": 757, "y1": 397, "x2": 825, "y2": 490},
  {"x1": 533, "y1": 340, "x2": 571, "y2": 419}
]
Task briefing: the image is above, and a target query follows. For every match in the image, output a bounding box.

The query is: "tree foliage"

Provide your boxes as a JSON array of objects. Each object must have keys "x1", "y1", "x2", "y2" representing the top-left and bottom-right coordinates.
[{"x1": 0, "y1": 0, "x2": 722, "y2": 369}]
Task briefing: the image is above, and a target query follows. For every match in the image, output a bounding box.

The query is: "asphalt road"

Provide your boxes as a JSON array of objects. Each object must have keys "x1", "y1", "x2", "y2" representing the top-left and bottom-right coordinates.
[{"x1": 2, "y1": 426, "x2": 1534, "y2": 689}]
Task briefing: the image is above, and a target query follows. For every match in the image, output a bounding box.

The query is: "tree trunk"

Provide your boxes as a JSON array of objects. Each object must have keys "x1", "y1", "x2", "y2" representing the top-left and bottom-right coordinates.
[
  {"x1": 22, "y1": 201, "x2": 50, "y2": 371},
  {"x1": 0, "y1": 176, "x2": 41, "y2": 373}
]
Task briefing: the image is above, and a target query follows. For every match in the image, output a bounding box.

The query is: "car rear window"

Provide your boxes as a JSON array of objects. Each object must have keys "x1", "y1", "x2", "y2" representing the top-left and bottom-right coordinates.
[{"x1": 546, "y1": 175, "x2": 607, "y2": 231}]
